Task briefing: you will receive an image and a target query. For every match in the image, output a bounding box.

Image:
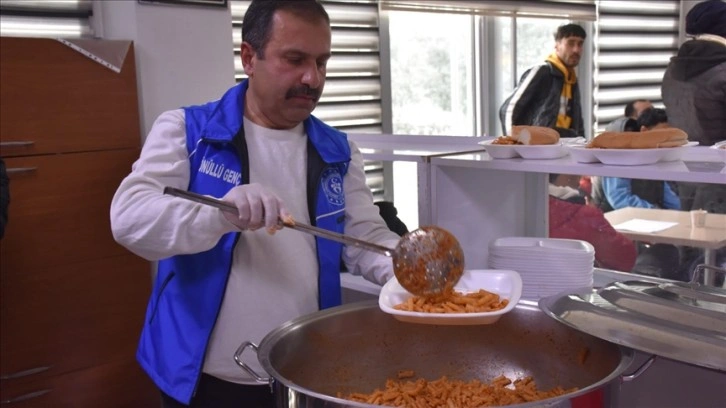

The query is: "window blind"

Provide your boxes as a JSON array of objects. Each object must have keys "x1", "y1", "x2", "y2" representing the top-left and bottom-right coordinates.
[
  {"x1": 0, "y1": 0, "x2": 93, "y2": 38},
  {"x1": 379, "y1": 0, "x2": 596, "y2": 21},
  {"x1": 593, "y1": 0, "x2": 679, "y2": 132},
  {"x1": 230, "y1": 0, "x2": 385, "y2": 199}
]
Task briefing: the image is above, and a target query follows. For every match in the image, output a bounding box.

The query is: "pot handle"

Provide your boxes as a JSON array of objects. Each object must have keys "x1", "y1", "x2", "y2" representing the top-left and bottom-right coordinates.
[
  {"x1": 621, "y1": 354, "x2": 657, "y2": 382},
  {"x1": 234, "y1": 341, "x2": 271, "y2": 384}
]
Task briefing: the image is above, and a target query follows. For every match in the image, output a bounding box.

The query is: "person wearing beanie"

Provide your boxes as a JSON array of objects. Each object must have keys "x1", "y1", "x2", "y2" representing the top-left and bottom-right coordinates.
[
  {"x1": 662, "y1": 0, "x2": 726, "y2": 232},
  {"x1": 686, "y1": 0, "x2": 726, "y2": 38},
  {"x1": 662, "y1": 0, "x2": 726, "y2": 146}
]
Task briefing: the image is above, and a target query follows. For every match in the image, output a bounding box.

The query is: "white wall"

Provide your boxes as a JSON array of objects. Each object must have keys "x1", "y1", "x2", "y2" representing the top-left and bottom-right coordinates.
[{"x1": 92, "y1": 0, "x2": 236, "y2": 139}]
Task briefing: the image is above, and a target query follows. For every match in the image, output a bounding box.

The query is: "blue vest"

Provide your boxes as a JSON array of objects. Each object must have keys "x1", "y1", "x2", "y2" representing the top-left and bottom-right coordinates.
[{"x1": 136, "y1": 80, "x2": 351, "y2": 404}]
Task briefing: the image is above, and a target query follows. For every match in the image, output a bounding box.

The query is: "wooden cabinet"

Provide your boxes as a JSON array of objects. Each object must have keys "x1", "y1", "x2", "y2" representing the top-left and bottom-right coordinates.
[
  {"x1": 0, "y1": 38, "x2": 157, "y2": 407},
  {"x1": 0, "y1": 359, "x2": 152, "y2": 408},
  {"x1": 0, "y1": 38, "x2": 142, "y2": 156}
]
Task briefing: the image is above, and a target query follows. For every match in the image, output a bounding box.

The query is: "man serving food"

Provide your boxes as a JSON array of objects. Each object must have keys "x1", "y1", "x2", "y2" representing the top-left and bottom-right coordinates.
[{"x1": 110, "y1": 1, "x2": 400, "y2": 406}]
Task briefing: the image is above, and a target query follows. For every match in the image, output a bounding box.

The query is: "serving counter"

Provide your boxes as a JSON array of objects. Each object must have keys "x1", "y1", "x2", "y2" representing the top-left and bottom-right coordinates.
[
  {"x1": 349, "y1": 133, "x2": 726, "y2": 270},
  {"x1": 345, "y1": 133, "x2": 726, "y2": 408}
]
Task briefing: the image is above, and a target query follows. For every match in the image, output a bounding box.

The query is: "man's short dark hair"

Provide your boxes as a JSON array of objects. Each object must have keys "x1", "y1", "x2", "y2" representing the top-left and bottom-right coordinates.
[
  {"x1": 624, "y1": 99, "x2": 650, "y2": 118},
  {"x1": 636, "y1": 108, "x2": 668, "y2": 130},
  {"x1": 555, "y1": 24, "x2": 587, "y2": 41},
  {"x1": 242, "y1": 0, "x2": 329, "y2": 59}
]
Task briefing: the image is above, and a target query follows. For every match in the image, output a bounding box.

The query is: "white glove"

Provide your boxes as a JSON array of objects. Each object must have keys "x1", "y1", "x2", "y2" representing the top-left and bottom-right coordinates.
[{"x1": 221, "y1": 183, "x2": 290, "y2": 233}]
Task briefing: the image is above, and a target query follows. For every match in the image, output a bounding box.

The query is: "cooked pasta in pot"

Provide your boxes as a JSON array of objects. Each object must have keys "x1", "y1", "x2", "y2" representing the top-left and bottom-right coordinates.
[{"x1": 340, "y1": 370, "x2": 577, "y2": 407}]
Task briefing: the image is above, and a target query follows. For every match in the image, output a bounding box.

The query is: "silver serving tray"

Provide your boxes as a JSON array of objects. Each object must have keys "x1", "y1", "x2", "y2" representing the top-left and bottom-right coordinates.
[{"x1": 539, "y1": 280, "x2": 726, "y2": 372}]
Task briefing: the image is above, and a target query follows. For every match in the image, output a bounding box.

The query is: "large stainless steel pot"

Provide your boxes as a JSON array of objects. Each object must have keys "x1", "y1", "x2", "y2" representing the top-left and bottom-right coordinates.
[{"x1": 236, "y1": 300, "x2": 638, "y2": 407}]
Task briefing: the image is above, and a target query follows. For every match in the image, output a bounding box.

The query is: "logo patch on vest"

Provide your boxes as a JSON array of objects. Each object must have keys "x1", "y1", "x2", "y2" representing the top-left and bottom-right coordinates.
[{"x1": 321, "y1": 167, "x2": 344, "y2": 206}]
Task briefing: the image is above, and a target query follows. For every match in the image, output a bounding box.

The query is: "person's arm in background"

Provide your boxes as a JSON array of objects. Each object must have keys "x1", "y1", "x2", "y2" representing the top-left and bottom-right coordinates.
[
  {"x1": 662, "y1": 181, "x2": 681, "y2": 210},
  {"x1": 548, "y1": 197, "x2": 637, "y2": 272},
  {"x1": 499, "y1": 64, "x2": 549, "y2": 135},
  {"x1": 602, "y1": 177, "x2": 656, "y2": 209},
  {"x1": 0, "y1": 158, "x2": 8, "y2": 240},
  {"x1": 580, "y1": 205, "x2": 637, "y2": 272}
]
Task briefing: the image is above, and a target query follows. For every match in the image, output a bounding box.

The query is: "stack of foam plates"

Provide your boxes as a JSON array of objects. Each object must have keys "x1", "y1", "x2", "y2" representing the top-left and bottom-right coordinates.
[{"x1": 488, "y1": 237, "x2": 594, "y2": 300}]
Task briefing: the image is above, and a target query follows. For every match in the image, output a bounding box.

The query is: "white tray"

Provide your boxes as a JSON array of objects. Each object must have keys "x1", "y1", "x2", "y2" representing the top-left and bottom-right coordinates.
[
  {"x1": 378, "y1": 269, "x2": 522, "y2": 325},
  {"x1": 568, "y1": 142, "x2": 697, "y2": 166},
  {"x1": 489, "y1": 237, "x2": 595, "y2": 254},
  {"x1": 478, "y1": 140, "x2": 568, "y2": 160}
]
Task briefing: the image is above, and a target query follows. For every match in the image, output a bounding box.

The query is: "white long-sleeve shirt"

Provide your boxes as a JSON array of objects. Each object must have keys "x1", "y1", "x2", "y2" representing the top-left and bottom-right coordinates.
[{"x1": 110, "y1": 109, "x2": 400, "y2": 384}]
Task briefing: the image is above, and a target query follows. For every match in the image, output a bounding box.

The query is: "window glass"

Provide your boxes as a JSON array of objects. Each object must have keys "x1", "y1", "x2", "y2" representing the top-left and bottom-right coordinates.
[{"x1": 388, "y1": 11, "x2": 475, "y2": 136}]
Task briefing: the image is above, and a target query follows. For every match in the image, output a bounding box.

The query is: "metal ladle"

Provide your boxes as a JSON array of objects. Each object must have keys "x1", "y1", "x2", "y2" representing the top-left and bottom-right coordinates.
[{"x1": 163, "y1": 187, "x2": 464, "y2": 296}]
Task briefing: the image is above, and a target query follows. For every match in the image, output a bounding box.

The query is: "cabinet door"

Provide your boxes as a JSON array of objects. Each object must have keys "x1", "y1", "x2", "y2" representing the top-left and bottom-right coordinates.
[
  {"x1": 0, "y1": 149, "x2": 152, "y2": 378},
  {"x1": 0, "y1": 253, "x2": 151, "y2": 385},
  {"x1": 0, "y1": 358, "x2": 158, "y2": 408},
  {"x1": 0, "y1": 37, "x2": 141, "y2": 157},
  {"x1": 1, "y1": 150, "x2": 138, "y2": 271}
]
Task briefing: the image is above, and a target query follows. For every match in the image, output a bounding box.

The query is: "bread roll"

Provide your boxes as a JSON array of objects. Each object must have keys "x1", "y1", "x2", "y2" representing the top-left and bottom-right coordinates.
[
  {"x1": 512, "y1": 126, "x2": 560, "y2": 145},
  {"x1": 588, "y1": 128, "x2": 688, "y2": 149}
]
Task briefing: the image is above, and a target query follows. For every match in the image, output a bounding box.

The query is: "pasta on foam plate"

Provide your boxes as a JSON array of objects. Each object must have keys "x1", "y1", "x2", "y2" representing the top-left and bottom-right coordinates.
[{"x1": 378, "y1": 269, "x2": 523, "y2": 325}]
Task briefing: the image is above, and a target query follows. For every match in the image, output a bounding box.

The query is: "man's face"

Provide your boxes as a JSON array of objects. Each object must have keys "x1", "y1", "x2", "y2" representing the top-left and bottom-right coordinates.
[
  {"x1": 555, "y1": 35, "x2": 584, "y2": 68},
  {"x1": 632, "y1": 101, "x2": 653, "y2": 119},
  {"x1": 241, "y1": 10, "x2": 331, "y2": 129}
]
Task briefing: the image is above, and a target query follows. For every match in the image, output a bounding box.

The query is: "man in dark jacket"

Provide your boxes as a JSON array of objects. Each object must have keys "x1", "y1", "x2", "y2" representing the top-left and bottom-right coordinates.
[
  {"x1": 662, "y1": 0, "x2": 726, "y2": 147},
  {"x1": 499, "y1": 24, "x2": 586, "y2": 138}
]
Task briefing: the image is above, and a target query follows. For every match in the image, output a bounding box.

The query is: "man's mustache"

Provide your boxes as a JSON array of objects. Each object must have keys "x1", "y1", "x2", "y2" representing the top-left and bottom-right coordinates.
[{"x1": 286, "y1": 85, "x2": 320, "y2": 100}]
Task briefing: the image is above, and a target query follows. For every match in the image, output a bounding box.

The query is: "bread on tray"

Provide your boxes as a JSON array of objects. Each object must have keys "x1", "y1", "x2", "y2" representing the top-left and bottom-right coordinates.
[
  {"x1": 492, "y1": 126, "x2": 560, "y2": 145},
  {"x1": 587, "y1": 128, "x2": 688, "y2": 149}
]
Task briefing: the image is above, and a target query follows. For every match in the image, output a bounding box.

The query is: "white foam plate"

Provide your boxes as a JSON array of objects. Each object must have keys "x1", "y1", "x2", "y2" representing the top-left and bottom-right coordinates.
[
  {"x1": 378, "y1": 269, "x2": 522, "y2": 325},
  {"x1": 568, "y1": 142, "x2": 697, "y2": 166},
  {"x1": 711, "y1": 142, "x2": 726, "y2": 163},
  {"x1": 514, "y1": 143, "x2": 568, "y2": 159},
  {"x1": 477, "y1": 140, "x2": 520, "y2": 159},
  {"x1": 567, "y1": 144, "x2": 599, "y2": 163},
  {"x1": 478, "y1": 140, "x2": 568, "y2": 160},
  {"x1": 489, "y1": 249, "x2": 595, "y2": 259},
  {"x1": 490, "y1": 270, "x2": 593, "y2": 284},
  {"x1": 490, "y1": 262, "x2": 594, "y2": 274},
  {"x1": 489, "y1": 237, "x2": 595, "y2": 254},
  {"x1": 488, "y1": 253, "x2": 594, "y2": 264}
]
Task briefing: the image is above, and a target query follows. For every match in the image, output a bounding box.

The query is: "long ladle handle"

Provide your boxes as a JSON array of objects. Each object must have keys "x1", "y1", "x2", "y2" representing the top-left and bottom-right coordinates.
[{"x1": 163, "y1": 187, "x2": 394, "y2": 256}]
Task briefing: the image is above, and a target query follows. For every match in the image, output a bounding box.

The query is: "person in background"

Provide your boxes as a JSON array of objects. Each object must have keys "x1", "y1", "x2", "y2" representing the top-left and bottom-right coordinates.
[
  {"x1": 591, "y1": 108, "x2": 681, "y2": 213},
  {"x1": 605, "y1": 99, "x2": 653, "y2": 132},
  {"x1": 110, "y1": 1, "x2": 400, "y2": 407},
  {"x1": 0, "y1": 158, "x2": 8, "y2": 240},
  {"x1": 499, "y1": 24, "x2": 586, "y2": 138},
  {"x1": 604, "y1": 116, "x2": 639, "y2": 133},
  {"x1": 591, "y1": 108, "x2": 683, "y2": 280},
  {"x1": 662, "y1": 0, "x2": 726, "y2": 147},
  {"x1": 624, "y1": 99, "x2": 653, "y2": 120},
  {"x1": 661, "y1": 0, "x2": 726, "y2": 277},
  {"x1": 374, "y1": 201, "x2": 408, "y2": 237},
  {"x1": 548, "y1": 173, "x2": 637, "y2": 272}
]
